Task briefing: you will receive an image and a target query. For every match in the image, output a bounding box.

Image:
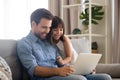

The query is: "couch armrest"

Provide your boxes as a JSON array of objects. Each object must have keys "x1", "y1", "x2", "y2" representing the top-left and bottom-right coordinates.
[{"x1": 96, "y1": 64, "x2": 120, "y2": 78}]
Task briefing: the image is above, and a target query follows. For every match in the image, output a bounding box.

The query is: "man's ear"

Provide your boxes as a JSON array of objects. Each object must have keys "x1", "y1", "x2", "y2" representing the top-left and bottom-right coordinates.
[
  {"x1": 31, "y1": 21, "x2": 37, "y2": 33},
  {"x1": 31, "y1": 21, "x2": 36, "y2": 28}
]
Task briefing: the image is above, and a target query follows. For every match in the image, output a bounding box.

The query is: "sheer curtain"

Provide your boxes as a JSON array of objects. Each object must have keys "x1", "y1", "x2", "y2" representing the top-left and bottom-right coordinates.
[
  {"x1": 0, "y1": 0, "x2": 48, "y2": 40},
  {"x1": 49, "y1": 0, "x2": 79, "y2": 34},
  {"x1": 111, "y1": 0, "x2": 120, "y2": 63}
]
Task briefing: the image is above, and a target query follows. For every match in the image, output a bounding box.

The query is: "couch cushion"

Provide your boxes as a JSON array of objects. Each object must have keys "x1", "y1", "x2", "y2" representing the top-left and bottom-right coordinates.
[
  {"x1": 112, "y1": 79, "x2": 120, "y2": 80},
  {"x1": 0, "y1": 40, "x2": 22, "y2": 80},
  {"x1": 96, "y1": 64, "x2": 120, "y2": 78}
]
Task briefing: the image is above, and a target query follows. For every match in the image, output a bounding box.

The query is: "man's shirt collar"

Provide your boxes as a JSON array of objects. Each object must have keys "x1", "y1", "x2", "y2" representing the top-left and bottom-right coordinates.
[
  {"x1": 28, "y1": 31, "x2": 47, "y2": 43},
  {"x1": 28, "y1": 31, "x2": 39, "y2": 43}
]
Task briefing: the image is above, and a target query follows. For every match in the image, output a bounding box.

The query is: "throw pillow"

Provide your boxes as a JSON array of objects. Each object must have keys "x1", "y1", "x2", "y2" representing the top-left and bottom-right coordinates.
[
  {"x1": 70, "y1": 38, "x2": 89, "y2": 53},
  {"x1": 0, "y1": 56, "x2": 12, "y2": 80}
]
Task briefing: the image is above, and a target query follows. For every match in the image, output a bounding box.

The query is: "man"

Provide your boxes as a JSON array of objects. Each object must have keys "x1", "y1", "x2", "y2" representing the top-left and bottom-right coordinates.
[{"x1": 17, "y1": 8, "x2": 112, "y2": 80}]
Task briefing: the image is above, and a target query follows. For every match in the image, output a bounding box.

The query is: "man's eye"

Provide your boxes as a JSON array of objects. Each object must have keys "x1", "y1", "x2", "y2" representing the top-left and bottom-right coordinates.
[
  {"x1": 53, "y1": 29, "x2": 58, "y2": 31},
  {"x1": 42, "y1": 26, "x2": 47, "y2": 28}
]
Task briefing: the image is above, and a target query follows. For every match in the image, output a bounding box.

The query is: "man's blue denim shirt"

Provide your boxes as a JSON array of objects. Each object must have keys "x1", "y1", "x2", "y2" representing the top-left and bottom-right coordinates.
[{"x1": 17, "y1": 32, "x2": 60, "y2": 80}]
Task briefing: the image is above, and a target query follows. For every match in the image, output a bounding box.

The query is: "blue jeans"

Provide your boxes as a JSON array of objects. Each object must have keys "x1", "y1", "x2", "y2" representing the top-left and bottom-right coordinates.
[
  {"x1": 85, "y1": 73, "x2": 112, "y2": 80},
  {"x1": 45, "y1": 74, "x2": 112, "y2": 80}
]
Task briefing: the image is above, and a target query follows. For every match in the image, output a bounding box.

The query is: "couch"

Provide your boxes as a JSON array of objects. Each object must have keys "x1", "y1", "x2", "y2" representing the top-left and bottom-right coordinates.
[{"x1": 0, "y1": 39, "x2": 120, "y2": 80}]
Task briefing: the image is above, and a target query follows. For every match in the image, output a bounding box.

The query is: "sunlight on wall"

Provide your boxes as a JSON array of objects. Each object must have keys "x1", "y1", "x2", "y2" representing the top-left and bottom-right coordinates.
[{"x1": 0, "y1": 0, "x2": 48, "y2": 39}]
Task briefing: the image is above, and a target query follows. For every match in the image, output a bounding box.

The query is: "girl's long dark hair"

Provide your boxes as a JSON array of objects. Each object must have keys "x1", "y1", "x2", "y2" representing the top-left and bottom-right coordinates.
[{"x1": 47, "y1": 16, "x2": 65, "y2": 44}]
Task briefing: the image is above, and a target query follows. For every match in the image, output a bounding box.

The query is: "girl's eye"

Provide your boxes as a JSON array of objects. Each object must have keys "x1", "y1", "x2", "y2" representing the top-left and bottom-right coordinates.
[{"x1": 60, "y1": 29, "x2": 63, "y2": 31}]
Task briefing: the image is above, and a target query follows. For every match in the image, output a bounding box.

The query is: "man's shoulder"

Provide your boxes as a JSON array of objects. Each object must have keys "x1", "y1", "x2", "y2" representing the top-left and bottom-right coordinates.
[
  {"x1": 18, "y1": 37, "x2": 28, "y2": 44},
  {"x1": 17, "y1": 36, "x2": 32, "y2": 48}
]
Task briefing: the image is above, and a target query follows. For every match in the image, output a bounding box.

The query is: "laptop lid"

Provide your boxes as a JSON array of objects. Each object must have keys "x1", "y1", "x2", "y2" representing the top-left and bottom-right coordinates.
[{"x1": 72, "y1": 53, "x2": 102, "y2": 75}]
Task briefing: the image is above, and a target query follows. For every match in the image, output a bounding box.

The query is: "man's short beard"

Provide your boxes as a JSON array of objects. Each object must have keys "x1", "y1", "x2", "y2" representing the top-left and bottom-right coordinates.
[{"x1": 35, "y1": 32, "x2": 46, "y2": 40}]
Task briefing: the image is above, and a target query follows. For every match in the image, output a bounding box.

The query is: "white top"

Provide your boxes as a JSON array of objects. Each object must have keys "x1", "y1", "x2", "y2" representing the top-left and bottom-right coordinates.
[{"x1": 56, "y1": 41, "x2": 78, "y2": 65}]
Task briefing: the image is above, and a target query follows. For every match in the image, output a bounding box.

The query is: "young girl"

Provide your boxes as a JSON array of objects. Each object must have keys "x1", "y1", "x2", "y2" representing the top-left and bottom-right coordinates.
[{"x1": 47, "y1": 16, "x2": 78, "y2": 66}]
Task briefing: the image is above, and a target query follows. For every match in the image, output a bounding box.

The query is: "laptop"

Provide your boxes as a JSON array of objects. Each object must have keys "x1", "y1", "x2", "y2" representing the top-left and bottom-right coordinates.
[{"x1": 72, "y1": 53, "x2": 102, "y2": 75}]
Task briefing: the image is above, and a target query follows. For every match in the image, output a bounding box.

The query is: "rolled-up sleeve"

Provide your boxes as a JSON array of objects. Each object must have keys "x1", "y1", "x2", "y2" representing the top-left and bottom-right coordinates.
[{"x1": 17, "y1": 40, "x2": 38, "y2": 77}]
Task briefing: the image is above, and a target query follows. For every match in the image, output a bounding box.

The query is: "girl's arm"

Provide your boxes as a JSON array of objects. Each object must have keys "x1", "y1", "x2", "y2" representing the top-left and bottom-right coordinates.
[{"x1": 57, "y1": 35, "x2": 72, "y2": 65}]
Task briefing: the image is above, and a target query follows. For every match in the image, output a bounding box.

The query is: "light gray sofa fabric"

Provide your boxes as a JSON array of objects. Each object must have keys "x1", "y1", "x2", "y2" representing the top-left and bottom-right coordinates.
[
  {"x1": 0, "y1": 39, "x2": 120, "y2": 80},
  {"x1": 0, "y1": 40, "x2": 29, "y2": 80},
  {"x1": 96, "y1": 64, "x2": 120, "y2": 78}
]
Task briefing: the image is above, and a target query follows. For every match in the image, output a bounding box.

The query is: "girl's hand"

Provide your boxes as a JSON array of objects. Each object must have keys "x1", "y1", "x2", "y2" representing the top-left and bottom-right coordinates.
[
  {"x1": 57, "y1": 56, "x2": 65, "y2": 65},
  {"x1": 91, "y1": 69, "x2": 96, "y2": 74}
]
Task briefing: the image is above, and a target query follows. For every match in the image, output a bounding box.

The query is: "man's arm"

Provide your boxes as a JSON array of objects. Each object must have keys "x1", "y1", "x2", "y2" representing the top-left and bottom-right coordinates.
[
  {"x1": 34, "y1": 66, "x2": 74, "y2": 77},
  {"x1": 17, "y1": 39, "x2": 38, "y2": 77},
  {"x1": 17, "y1": 39, "x2": 74, "y2": 77}
]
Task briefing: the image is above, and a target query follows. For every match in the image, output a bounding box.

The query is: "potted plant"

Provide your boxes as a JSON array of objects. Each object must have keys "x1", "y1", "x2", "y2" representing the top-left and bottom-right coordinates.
[
  {"x1": 79, "y1": 6, "x2": 104, "y2": 33},
  {"x1": 72, "y1": 28, "x2": 81, "y2": 34}
]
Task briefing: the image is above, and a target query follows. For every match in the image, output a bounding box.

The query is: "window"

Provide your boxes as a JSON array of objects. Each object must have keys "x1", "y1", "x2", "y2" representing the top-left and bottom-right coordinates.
[{"x1": 0, "y1": 0, "x2": 48, "y2": 39}]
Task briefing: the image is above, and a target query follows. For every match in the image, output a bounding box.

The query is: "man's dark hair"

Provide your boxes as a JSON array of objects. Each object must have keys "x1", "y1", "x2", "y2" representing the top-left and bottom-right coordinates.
[{"x1": 30, "y1": 8, "x2": 53, "y2": 26}]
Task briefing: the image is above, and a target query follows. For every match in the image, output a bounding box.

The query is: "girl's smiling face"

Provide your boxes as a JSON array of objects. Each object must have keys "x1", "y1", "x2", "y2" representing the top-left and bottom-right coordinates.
[{"x1": 52, "y1": 25, "x2": 63, "y2": 41}]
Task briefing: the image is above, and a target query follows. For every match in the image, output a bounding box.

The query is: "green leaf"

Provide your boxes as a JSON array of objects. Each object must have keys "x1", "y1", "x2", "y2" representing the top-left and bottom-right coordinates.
[
  {"x1": 80, "y1": 5, "x2": 104, "y2": 25},
  {"x1": 93, "y1": 16, "x2": 103, "y2": 20},
  {"x1": 82, "y1": 20, "x2": 89, "y2": 26},
  {"x1": 80, "y1": 11, "x2": 89, "y2": 20},
  {"x1": 94, "y1": 6, "x2": 102, "y2": 12},
  {"x1": 85, "y1": 8, "x2": 89, "y2": 14},
  {"x1": 94, "y1": 12, "x2": 104, "y2": 15},
  {"x1": 80, "y1": 12, "x2": 85, "y2": 19},
  {"x1": 92, "y1": 20, "x2": 98, "y2": 24}
]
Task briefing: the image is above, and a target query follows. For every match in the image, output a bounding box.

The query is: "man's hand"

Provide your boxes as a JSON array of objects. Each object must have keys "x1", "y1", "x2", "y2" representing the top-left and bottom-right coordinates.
[{"x1": 57, "y1": 66, "x2": 75, "y2": 77}]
